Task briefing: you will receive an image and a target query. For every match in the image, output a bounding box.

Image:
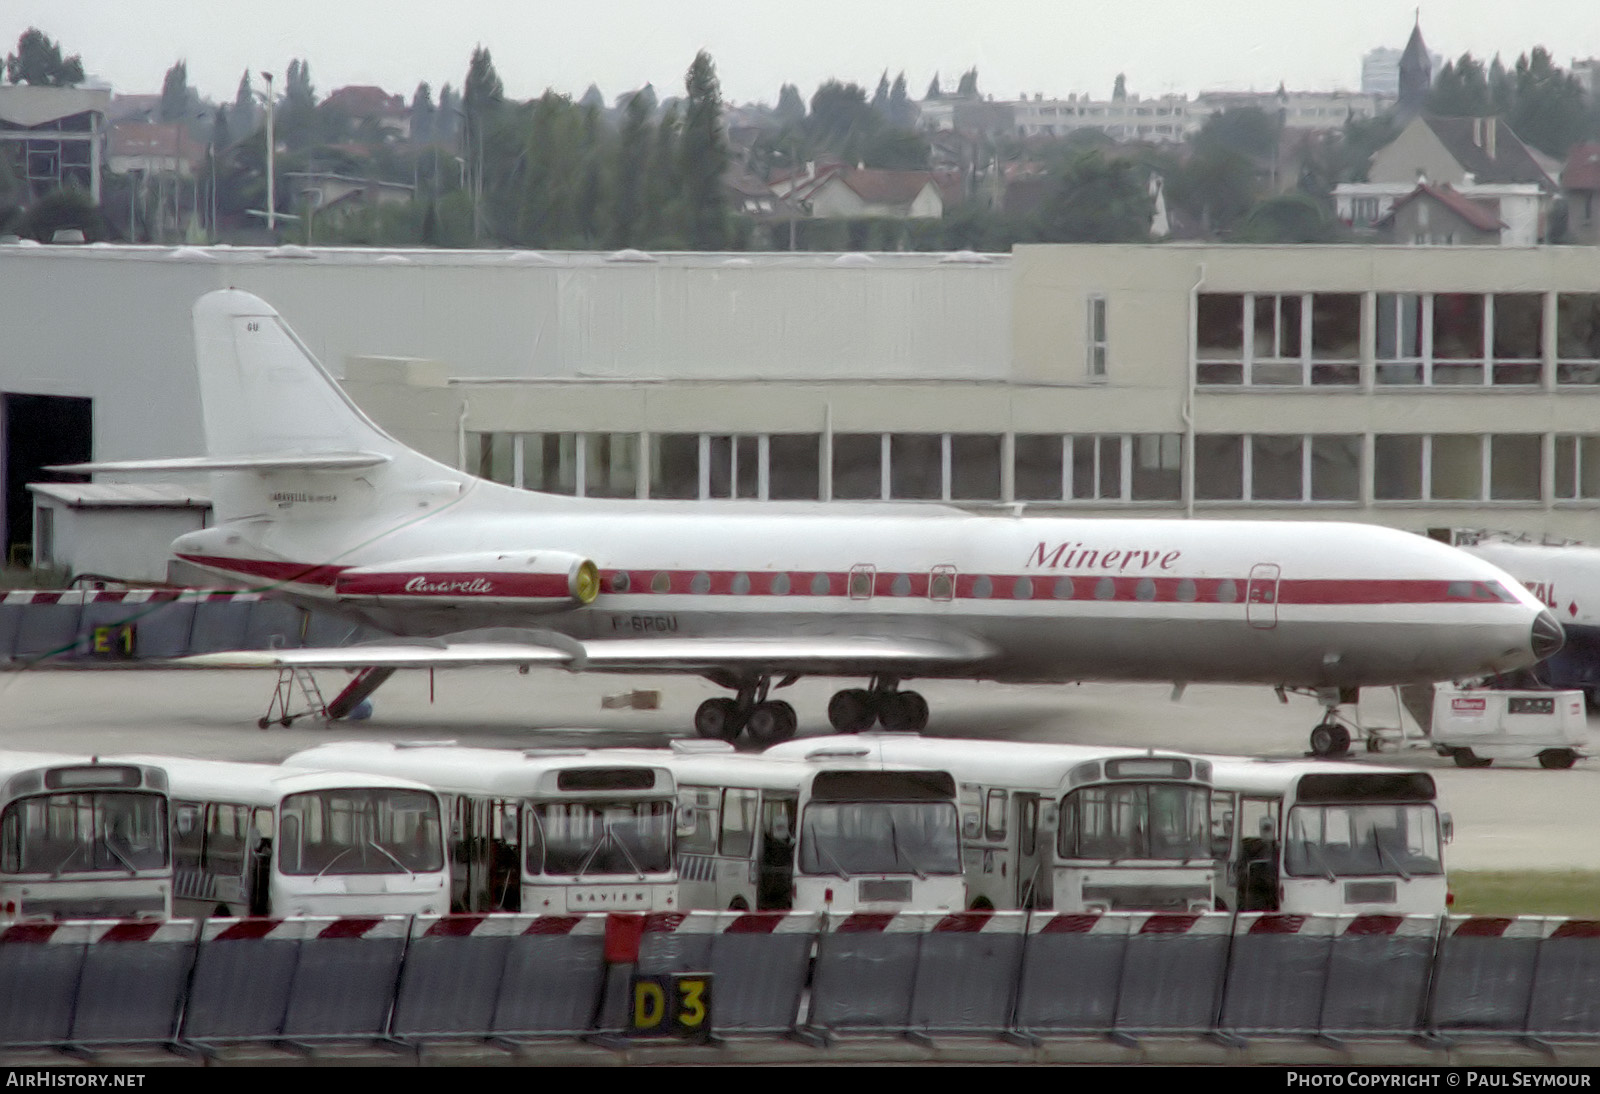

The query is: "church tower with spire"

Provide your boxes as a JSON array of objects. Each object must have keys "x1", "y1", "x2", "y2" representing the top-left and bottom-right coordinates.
[{"x1": 1397, "y1": 16, "x2": 1432, "y2": 118}]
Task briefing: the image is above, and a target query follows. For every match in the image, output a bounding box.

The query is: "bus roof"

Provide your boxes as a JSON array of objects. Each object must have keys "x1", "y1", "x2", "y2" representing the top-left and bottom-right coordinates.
[
  {"x1": 0, "y1": 749, "x2": 166, "y2": 789},
  {"x1": 606, "y1": 747, "x2": 958, "y2": 796},
  {"x1": 1204, "y1": 756, "x2": 1437, "y2": 800},
  {"x1": 112, "y1": 754, "x2": 438, "y2": 807},
  {"x1": 763, "y1": 734, "x2": 1210, "y2": 790},
  {"x1": 283, "y1": 742, "x2": 675, "y2": 799}
]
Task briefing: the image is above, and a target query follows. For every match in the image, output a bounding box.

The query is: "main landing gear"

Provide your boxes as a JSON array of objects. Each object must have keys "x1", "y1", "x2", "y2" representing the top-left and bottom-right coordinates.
[
  {"x1": 826, "y1": 678, "x2": 929, "y2": 733},
  {"x1": 693, "y1": 674, "x2": 932, "y2": 745},
  {"x1": 694, "y1": 674, "x2": 799, "y2": 746}
]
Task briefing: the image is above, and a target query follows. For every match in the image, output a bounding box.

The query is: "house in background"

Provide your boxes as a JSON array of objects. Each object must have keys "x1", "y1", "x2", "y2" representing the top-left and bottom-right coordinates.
[
  {"x1": 1374, "y1": 182, "x2": 1504, "y2": 245},
  {"x1": 0, "y1": 84, "x2": 111, "y2": 203},
  {"x1": 321, "y1": 86, "x2": 410, "y2": 141},
  {"x1": 1560, "y1": 143, "x2": 1600, "y2": 246},
  {"x1": 1334, "y1": 114, "x2": 1556, "y2": 245}
]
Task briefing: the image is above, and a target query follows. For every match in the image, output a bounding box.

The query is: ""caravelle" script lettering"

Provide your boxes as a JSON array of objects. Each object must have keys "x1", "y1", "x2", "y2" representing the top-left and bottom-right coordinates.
[
  {"x1": 1025, "y1": 542, "x2": 1182, "y2": 572},
  {"x1": 403, "y1": 575, "x2": 497, "y2": 595}
]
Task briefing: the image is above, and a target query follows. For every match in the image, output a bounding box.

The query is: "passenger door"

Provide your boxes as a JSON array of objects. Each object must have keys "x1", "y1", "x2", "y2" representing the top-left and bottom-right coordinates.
[
  {"x1": 757, "y1": 794, "x2": 798, "y2": 910},
  {"x1": 1246, "y1": 563, "x2": 1281, "y2": 630}
]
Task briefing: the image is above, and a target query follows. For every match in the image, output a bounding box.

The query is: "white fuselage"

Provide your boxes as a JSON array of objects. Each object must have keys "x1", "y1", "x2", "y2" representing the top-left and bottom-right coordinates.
[{"x1": 172, "y1": 482, "x2": 1554, "y2": 690}]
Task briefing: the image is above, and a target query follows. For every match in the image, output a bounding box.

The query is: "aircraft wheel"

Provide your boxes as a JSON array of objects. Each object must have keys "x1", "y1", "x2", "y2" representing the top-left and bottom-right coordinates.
[
  {"x1": 746, "y1": 701, "x2": 798, "y2": 746},
  {"x1": 878, "y1": 691, "x2": 930, "y2": 732},
  {"x1": 1538, "y1": 749, "x2": 1578, "y2": 770},
  {"x1": 827, "y1": 689, "x2": 878, "y2": 733},
  {"x1": 694, "y1": 697, "x2": 745, "y2": 741},
  {"x1": 1309, "y1": 722, "x2": 1351, "y2": 758},
  {"x1": 1451, "y1": 748, "x2": 1493, "y2": 769},
  {"x1": 257, "y1": 717, "x2": 271, "y2": 730}
]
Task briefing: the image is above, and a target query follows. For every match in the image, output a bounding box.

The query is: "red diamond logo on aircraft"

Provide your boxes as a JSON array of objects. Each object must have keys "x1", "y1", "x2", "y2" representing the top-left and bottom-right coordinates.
[{"x1": 1570, "y1": 601, "x2": 1579, "y2": 618}]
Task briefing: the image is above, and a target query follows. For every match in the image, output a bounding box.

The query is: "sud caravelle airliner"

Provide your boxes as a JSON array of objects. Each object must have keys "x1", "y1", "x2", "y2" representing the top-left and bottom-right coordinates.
[{"x1": 63, "y1": 290, "x2": 1563, "y2": 757}]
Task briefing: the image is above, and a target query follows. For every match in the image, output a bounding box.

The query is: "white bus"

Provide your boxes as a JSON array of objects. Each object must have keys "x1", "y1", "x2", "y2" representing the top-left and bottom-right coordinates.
[
  {"x1": 116, "y1": 755, "x2": 449, "y2": 918},
  {"x1": 649, "y1": 742, "x2": 965, "y2": 913},
  {"x1": 1207, "y1": 758, "x2": 1450, "y2": 915},
  {"x1": 767, "y1": 735, "x2": 1217, "y2": 913},
  {"x1": 0, "y1": 751, "x2": 171, "y2": 921},
  {"x1": 285, "y1": 743, "x2": 679, "y2": 914}
]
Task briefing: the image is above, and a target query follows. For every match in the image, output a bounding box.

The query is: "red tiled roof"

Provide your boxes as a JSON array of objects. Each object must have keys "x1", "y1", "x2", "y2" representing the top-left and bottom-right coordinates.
[
  {"x1": 838, "y1": 168, "x2": 938, "y2": 204},
  {"x1": 109, "y1": 122, "x2": 204, "y2": 162},
  {"x1": 1562, "y1": 143, "x2": 1600, "y2": 192},
  {"x1": 324, "y1": 85, "x2": 406, "y2": 117},
  {"x1": 1383, "y1": 182, "x2": 1503, "y2": 233}
]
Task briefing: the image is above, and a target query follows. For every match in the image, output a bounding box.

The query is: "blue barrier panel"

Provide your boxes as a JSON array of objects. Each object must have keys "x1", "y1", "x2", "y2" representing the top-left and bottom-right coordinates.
[
  {"x1": 808, "y1": 912, "x2": 923, "y2": 1033},
  {"x1": 1430, "y1": 916, "x2": 1543, "y2": 1034},
  {"x1": 490, "y1": 915, "x2": 609, "y2": 1037},
  {"x1": 391, "y1": 915, "x2": 513, "y2": 1038},
  {"x1": 1014, "y1": 913, "x2": 1128, "y2": 1034},
  {"x1": 0, "y1": 922, "x2": 89, "y2": 1047},
  {"x1": 1320, "y1": 915, "x2": 1439, "y2": 1035},
  {"x1": 71, "y1": 919, "x2": 198, "y2": 1044},
  {"x1": 906, "y1": 911, "x2": 1026, "y2": 1034},
  {"x1": 1525, "y1": 919, "x2": 1600, "y2": 1037},
  {"x1": 1218, "y1": 914, "x2": 1334, "y2": 1035},
  {"x1": 1113, "y1": 913, "x2": 1232, "y2": 1035},
  {"x1": 637, "y1": 911, "x2": 818, "y2": 1034},
  {"x1": 281, "y1": 916, "x2": 409, "y2": 1038},
  {"x1": 11, "y1": 591, "x2": 84, "y2": 661},
  {"x1": 187, "y1": 594, "x2": 265, "y2": 654},
  {"x1": 180, "y1": 918, "x2": 303, "y2": 1041},
  {"x1": 0, "y1": 599, "x2": 25, "y2": 660},
  {"x1": 242, "y1": 599, "x2": 307, "y2": 651}
]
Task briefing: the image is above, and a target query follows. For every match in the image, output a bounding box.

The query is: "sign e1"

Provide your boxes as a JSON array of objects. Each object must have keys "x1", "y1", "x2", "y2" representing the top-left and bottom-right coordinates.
[
  {"x1": 629, "y1": 973, "x2": 712, "y2": 1040},
  {"x1": 89, "y1": 623, "x2": 136, "y2": 660}
]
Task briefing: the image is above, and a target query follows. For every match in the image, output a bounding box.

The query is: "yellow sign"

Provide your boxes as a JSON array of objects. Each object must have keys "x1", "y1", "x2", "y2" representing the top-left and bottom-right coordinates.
[
  {"x1": 89, "y1": 624, "x2": 136, "y2": 660},
  {"x1": 629, "y1": 973, "x2": 713, "y2": 1039}
]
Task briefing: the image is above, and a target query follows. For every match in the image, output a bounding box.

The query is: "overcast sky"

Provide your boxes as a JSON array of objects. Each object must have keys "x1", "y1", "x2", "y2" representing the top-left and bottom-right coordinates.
[{"x1": 9, "y1": 1, "x2": 1600, "y2": 108}]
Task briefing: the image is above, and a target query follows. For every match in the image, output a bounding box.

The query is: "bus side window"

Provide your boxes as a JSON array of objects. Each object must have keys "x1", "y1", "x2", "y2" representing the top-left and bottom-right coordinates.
[
  {"x1": 173, "y1": 802, "x2": 203, "y2": 876},
  {"x1": 678, "y1": 790, "x2": 718, "y2": 855},
  {"x1": 1210, "y1": 791, "x2": 1235, "y2": 858},
  {"x1": 1057, "y1": 794, "x2": 1076, "y2": 857},
  {"x1": 204, "y1": 803, "x2": 248, "y2": 878},
  {"x1": 984, "y1": 789, "x2": 1007, "y2": 842},
  {"x1": 720, "y1": 788, "x2": 758, "y2": 859},
  {"x1": 1019, "y1": 797, "x2": 1037, "y2": 857}
]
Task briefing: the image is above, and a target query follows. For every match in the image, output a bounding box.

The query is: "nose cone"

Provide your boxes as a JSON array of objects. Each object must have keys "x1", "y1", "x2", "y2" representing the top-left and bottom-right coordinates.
[{"x1": 1532, "y1": 610, "x2": 1565, "y2": 661}]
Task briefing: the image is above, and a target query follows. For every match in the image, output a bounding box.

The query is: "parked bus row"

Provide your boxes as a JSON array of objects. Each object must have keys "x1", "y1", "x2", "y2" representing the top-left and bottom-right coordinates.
[{"x1": 0, "y1": 737, "x2": 1453, "y2": 923}]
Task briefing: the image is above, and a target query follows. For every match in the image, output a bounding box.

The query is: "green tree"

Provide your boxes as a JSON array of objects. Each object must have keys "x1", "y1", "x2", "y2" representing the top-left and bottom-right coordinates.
[
  {"x1": 925, "y1": 73, "x2": 941, "y2": 100},
  {"x1": 159, "y1": 60, "x2": 191, "y2": 123},
  {"x1": 871, "y1": 71, "x2": 890, "y2": 115},
  {"x1": 955, "y1": 67, "x2": 979, "y2": 99},
  {"x1": 1233, "y1": 192, "x2": 1339, "y2": 242},
  {"x1": 210, "y1": 106, "x2": 232, "y2": 156},
  {"x1": 775, "y1": 83, "x2": 805, "y2": 124},
  {"x1": 1112, "y1": 73, "x2": 1127, "y2": 101},
  {"x1": 278, "y1": 59, "x2": 318, "y2": 150},
  {"x1": 887, "y1": 72, "x2": 915, "y2": 129},
  {"x1": 5, "y1": 28, "x2": 84, "y2": 87},
  {"x1": 1167, "y1": 143, "x2": 1259, "y2": 237},
  {"x1": 641, "y1": 104, "x2": 683, "y2": 246},
  {"x1": 1509, "y1": 48, "x2": 1588, "y2": 157},
  {"x1": 16, "y1": 186, "x2": 107, "y2": 242},
  {"x1": 1033, "y1": 151, "x2": 1151, "y2": 243},
  {"x1": 609, "y1": 90, "x2": 653, "y2": 245},
  {"x1": 679, "y1": 50, "x2": 729, "y2": 249},
  {"x1": 232, "y1": 71, "x2": 258, "y2": 135},
  {"x1": 410, "y1": 82, "x2": 435, "y2": 145},
  {"x1": 1429, "y1": 54, "x2": 1492, "y2": 115}
]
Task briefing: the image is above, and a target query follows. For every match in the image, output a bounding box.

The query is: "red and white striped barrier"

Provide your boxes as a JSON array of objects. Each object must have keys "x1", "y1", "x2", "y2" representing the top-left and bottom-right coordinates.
[
  {"x1": 0, "y1": 919, "x2": 198, "y2": 945},
  {"x1": 0, "y1": 589, "x2": 263, "y2": 606},
  {"x1": 1443, "y1": 915, "x2": 1600, "y2": 940},
  {"x1": 200, "y1": 915, "x2": 411, "y2": 943},
  {"x1": 410, "y1": 914, "x2": 610, "y2": 939},
  {"x1": 1028, "y1": 911, "x2": 1234, "y2": 936},
  {"x1": 1234, "y1": 912, "x2": 1440, "y2": 939}
]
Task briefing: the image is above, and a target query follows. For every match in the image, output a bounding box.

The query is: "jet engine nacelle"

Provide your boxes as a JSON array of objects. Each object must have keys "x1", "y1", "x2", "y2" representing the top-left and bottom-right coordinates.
[{"x1": 334, "y1": 551, "x2": 600, "y2": 607}]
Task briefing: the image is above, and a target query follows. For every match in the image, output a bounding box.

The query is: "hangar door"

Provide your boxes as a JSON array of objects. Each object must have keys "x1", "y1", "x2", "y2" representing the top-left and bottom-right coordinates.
[{"x1": 3, "y1": 394, "x2": 91, "y2": 564}]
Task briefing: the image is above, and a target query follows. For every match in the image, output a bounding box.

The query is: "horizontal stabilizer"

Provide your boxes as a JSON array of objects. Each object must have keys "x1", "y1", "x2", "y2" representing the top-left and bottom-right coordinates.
[{"x1": 50, "y1": 452, "x2": 392, "y2": 474}]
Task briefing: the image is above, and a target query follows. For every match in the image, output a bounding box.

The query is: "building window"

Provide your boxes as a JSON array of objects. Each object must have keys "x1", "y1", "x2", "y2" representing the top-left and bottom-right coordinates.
[
  {"x1": 1555, "y1": 435, "x2": 1600, "y2": 500},
  {"x1": 1374, "y1": 434, "x2": 1542, "y2": 503},
  {"x1": 582, "y1": 433, "x2": 640, "y2": 498},
  {"x1": 949, "y1": 434, "x2": 1003, "y2": 501},
  {"x1": 832, "y1": 433, "x2": 882, "y2": 500},
  {"x1": 1014, "y1": 434, "x2": 1065, "y2": 501},
  {"x1": 1196, "y1": 293, "x2": 1244, "y2": 384},
  {"x1": 1087, "y1": 295, "x2": 1107, "y2": 378},
  {"x1": 470, "y1": 432, "x2": 515, "y2": 485},
  {"x1": 1375, "y1": 293, "x2": 1425, "y2": 384},
  {"x1": 1195, "y1": 434, "x2": 1244, "y2": 500},
  {"x1": 707, "y1": 435, "x2": 760, "y2": 500},
  {"x1": 520, "y1": 433, "x2": 578, "y2": 494},
  {"x1": 1556, "y1": 294, "x2": 1600, "y2": 385},
  {"x1": 1130, "y1": 434, "x2": 1182, "y2": 501},
  {"x1": 768, "y1": 434, "x2": 821, "y2": 500},
  {"x1": 889, "y1": 434, "x2": 942, "y2": 500},
  {"x1": 1309, "y1": 294, "x2": 1361, "y2": 384},
  {"x1": 1070, "y1": 435, "x2": 1124, "y2": 501},
  {"x1": 650, "y1": 433, "x2": 699, "y2": 500},
  {"x1": 1196, "y1": 434, "x2": 1360, "y2": 503},
  {"x1": 1491, "y1": 294, "x2": 1543, "y2": 385},
  {"x1": 1197, "y1": 292, "x2": 1359, "y2": 386}
]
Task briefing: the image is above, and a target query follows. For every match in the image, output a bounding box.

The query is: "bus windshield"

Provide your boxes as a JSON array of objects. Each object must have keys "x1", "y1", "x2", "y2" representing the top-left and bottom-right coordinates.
[
  {"x1": 1, "y1": 791, "x2": 168, "y2": 875},
  {"x1": 1284, "y1": 804, "x2": 1443, "y2": 879},
  {"x1": 528, "y1": 800, "x2": 674, "y2": 876},
  {"x1": 798, "y1": 801, "x2": 961, "y2": 877},
  {"x1": 278, "y1": 788, "x2": 444, "y2": 875},
  {"x1": 1060, "y1": 783, "x2": 1211, "y2": 862}
]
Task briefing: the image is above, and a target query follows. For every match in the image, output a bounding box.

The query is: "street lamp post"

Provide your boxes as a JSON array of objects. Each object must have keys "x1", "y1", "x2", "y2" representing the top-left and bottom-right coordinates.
[{"x1": 262, "y1": 71, "x2": 276, "y2": 233}]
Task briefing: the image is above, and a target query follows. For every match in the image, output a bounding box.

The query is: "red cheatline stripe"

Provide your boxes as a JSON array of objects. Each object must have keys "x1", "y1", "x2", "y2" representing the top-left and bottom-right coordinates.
[
  {"x1": 177, "y1": 555, "x2": 1514, "y2": 608},
  {"x1": 522, "y1": 916, "x2": 582, "y2": 935},
  {"x1": 1248, "y1": 915, "x2": 1306, "y2": 935},
  {"x1": 97, "y1": 922, "x2": 165, "y2": 943},
  {"x1": 1140, "y1": 914, "x2": 1201, "y2": 934},
  {"x1": 1039, "y1": 914, "x2": 1101, "y2": 934},
  {"x1": 1452, "y1": 917, "x2": 1515, "y2": 937},
  {"x1": 642, "y1": 913, "x2": 687, "y2": 933},
  {"x1": 1, "y1": 923, "x2": 60, "y2": 943},
  {"x1": 1346, "y1": 915, "x2": 1405, "y2": 936},
  {"x1": 724, "y1": 913, "x2": 783, "y2": 934},
  {"x1": 1549, "y1": 921, "x2": 1600, "y2": 939},
  {"x1": 215, "y1": 919, "x2": 285, "y2": 941},
  {"x1": 934, "y1": 911, "x2": 993, "y2": 932},
  {"x1": 318, "y1": 917, "x2": 383, "y2": 939},
  {"x1": 425, "y1": 915, "x2": 488, "y2": 938},
  {"x1": 836, "y1": 913, "x2": 897, "y2": 933}
]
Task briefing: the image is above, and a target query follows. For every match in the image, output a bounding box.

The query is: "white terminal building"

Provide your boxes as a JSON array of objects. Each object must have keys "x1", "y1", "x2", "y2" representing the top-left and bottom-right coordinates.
[{"x1": 4, "y1": 242, "x2": 1600, "y2": 569}]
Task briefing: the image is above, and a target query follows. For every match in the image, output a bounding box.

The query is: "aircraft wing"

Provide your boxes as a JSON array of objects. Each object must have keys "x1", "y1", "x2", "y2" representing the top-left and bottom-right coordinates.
[{"x1": 176, "y1": 631, "x2": 994, "y2": 675}]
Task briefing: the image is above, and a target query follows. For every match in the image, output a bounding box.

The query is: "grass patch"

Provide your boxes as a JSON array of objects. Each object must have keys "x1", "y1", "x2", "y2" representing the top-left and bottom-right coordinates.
[{"x1": 1450, "y1": 871, "x2": 1600, "y2": 917}]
